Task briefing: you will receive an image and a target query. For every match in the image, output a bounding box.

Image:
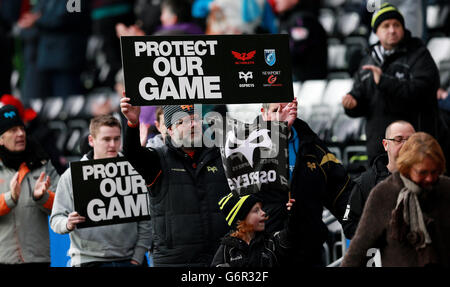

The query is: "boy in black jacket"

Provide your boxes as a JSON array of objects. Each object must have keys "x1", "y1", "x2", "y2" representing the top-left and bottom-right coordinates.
[{"x1": 211, "y1": 193, "x2": 297, "y2": 267}]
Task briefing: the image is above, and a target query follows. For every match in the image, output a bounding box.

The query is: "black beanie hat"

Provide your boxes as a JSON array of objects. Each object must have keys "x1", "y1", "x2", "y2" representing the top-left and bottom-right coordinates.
[
  {"x1": 0, "y1": 105, "x2": 25, "y2": 136},
  {"x1": 371, "y1": 3, "x2": 405, "y2": 33},
  {"x1": 218, "y1": 192, "x2": 262, "y2": 228},
  {"x1": 163, "y1": 105, "x2": 196, "y2": 129}
]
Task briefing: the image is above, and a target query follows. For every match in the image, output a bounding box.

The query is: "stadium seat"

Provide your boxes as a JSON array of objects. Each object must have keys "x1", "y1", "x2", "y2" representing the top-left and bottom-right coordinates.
[
  {"x1": 40, "y1": 97, "x2": 65, "y2": 121},
  {"x1": 327, "y1": 38, "x2": 347, "y2": 71},
  {"x1": 306, "y1": 104, "x2": 333, "y2": 141},
  {"x1": 319, "y1": 8, "x2": 337, "y2": 36},
  {"x1": 297, "y1": 79, "x2": 327, "y2": 120},
  {"x1": 60, "y1": 95, "x2": 86, "y2": 120},
  {"x1": 330, "y1": 112, "x2": 365, "y2": 144},
  {"x1": 322, "y1": 78, "x2": 354, "y2": 117},
  {"x1": 426, "y1": 3, "x2": 450, "y2": 29},
  {"x1": 427, "y1": 37, "x2": 450, "y2": 67},
  {"x1": 63, "y1": 119, "x2": 89, "y2": 156},
  {"x1": 335, "y1": 11, "x2": 361, "y2": 37},
  {"x1": 29, "y1": 98, "x2": 43, "y2": 115},
  {"x1": 322, "y1": 0, "x2": 346, "y2": 9},
  {"x1": 47, "y1": 121, "x2": 68, "y2": 152}
]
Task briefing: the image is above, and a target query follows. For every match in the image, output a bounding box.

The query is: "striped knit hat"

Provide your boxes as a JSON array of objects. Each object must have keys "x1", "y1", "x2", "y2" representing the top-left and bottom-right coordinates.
[
  {"x1": 163, "y1": 105, "x2": 195, "y2": 129},
  {"x1": 218, "y1": 192, "x2": 262, "y2": 228},
  {"x1": 371, "y1": 2, "x2": 404, "y2": 33}
]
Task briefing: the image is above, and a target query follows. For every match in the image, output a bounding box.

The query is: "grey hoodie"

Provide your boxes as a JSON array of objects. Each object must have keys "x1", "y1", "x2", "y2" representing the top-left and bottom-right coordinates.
[{"x1": 49, "y1": 153, "x2": 151, "y2": 266}]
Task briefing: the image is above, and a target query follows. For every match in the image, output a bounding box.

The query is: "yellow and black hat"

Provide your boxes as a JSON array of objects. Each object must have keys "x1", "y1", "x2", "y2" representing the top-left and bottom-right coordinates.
[
  {"x1": 371, "y1": 2, "x2": 404, "y2": 32},
  {"x1": 218, "y1": 192, "x2": 262, "y2": 228}
]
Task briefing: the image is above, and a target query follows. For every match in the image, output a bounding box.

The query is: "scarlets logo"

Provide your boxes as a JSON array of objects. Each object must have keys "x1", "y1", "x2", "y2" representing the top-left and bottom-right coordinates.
[{"x1": 231, "y1": 50, "x2": 256, "y2": 64}]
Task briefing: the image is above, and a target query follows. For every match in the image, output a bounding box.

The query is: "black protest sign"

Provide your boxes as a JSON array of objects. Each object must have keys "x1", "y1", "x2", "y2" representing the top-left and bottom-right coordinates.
[
  {"x1": 71, "y1": 157, "x2": 150, "y2": 229},
  {"x1": 120, "y1": 34, "x2": 294, "y2": 105},
  {"x1": 220, "y1": 119, "x2": 289, "y2": 197}
]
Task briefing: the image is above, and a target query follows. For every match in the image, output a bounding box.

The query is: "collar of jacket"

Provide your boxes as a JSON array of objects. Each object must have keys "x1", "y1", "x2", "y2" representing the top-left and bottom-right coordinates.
[
  {"x1": 82, "y1": 150, "x2": 124, "y2": 161},
  {"x1": 372, "y1": 153, "x2": 390, "y2": 178},
  {"x1": 291, "y1": 118, "x2": 322, "y2": 152},
  {"x1": 221, "y1": 231, "x2": 267, "y2": 248},
  {"x1": 368, "y1": 29, "x2": 421, "y2": 62},
  {"x1": 0, "y1": 137, "x2": 49, "y2": 170}
]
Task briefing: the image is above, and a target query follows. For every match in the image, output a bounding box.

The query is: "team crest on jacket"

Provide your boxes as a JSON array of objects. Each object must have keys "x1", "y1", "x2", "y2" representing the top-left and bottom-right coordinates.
[{"x1": 307, "y1": 162, "x2": 316, "y2": 171}]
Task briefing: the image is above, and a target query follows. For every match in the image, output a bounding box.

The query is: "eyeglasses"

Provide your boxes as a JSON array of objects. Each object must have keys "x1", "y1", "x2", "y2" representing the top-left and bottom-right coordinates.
[
  {"x1": 385, "y1": 136, "x2": 409, "y2": 144},
  {"x1": 411, "y1": 167, "x2": 440, "y2": 178}
]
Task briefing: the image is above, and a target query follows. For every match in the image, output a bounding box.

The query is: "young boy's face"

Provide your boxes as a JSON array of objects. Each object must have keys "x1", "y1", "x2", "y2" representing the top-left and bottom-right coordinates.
[{"x1": 244, "y1": 202, "x2": 267, "y2": 232}]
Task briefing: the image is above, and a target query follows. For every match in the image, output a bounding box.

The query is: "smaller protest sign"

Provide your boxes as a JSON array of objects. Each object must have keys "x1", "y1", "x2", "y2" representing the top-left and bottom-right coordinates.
[
  {"x1": 219, "y1": 119, "x2": 289, "y2": 198},
  {"x1": 71, "y1": 157, "x2": 150, "y2": 228}
]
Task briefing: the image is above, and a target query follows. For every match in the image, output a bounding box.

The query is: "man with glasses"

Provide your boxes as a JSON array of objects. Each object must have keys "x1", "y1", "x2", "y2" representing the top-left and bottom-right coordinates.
[
  {"x1": 342, "y1": 120, "x2": 415, "y2": 239},
  {"x1": 120, "y1": 97, "x2": 230, "y2": 267}
]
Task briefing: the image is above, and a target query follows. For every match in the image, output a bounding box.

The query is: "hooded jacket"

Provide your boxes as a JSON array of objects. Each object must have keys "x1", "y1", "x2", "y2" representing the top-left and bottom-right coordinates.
[
  {"x1": 0, "y1": 140, "x2": 59, "y2": 264},
  {"x1": 342, "y1": 154, "x2": 390, "y2": 239},
  {"x1": 288, "y1": 118, "x2": 353, "y2": 266},
  {"x1": 344, "y1": 30, "x2": 441, "y2": 162},
  {"x1": 49, "y1": 151, "x2": 152, "y2": 266}
]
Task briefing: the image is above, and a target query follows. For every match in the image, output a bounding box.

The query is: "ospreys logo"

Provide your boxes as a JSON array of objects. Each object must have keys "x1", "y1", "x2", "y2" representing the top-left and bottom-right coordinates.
[
  {"x1": 3, "y1": 111, "x2": 16, "y2": 119},
  {"x1": 307, "y1": 162, "x2": 316, "y2": 171},
  {"x1": 224, "y1": 129, "x2": 272, "y2": 168},
  {"x1": 207, "y1": 166, "x2": 218, "y2": 173}
]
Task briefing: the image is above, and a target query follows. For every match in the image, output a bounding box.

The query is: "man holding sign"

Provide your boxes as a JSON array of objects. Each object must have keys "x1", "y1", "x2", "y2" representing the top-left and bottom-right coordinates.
[
  {"x1": 120, "y1": 97, "x2": 230, "y2": 267},
  {"x1": 261, "y1": 99, "x2": 353, "y2": 266},
  {"x1": 50, "y1": 115, "x2": 151, "y2": 267}
]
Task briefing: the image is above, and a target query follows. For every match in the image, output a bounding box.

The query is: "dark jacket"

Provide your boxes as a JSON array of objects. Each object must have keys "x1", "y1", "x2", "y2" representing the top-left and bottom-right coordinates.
[
  {"x1": 211, "y1": 232, "x2": 280, "y2": 267},
  {"x1": 341, "y1": 173, "x2": 450, "y2": 267},
  {"x1": 123, "y1": 125, "x2": 230, "y2": 267},
  {"x1": 342, "y1": 154, "x2": 390, "y2": 239},
  {"x1": 35, "y1": 0, "x2": 91, "y2": 71},
  {"x1": 344, "y1": 30, "x2": 441, "y2": 162},
  {"x1": 278, "y1": 10, "x2": 327, "y2": 82},
  {"x1": 289, "y1": 119, "x2": 353, "y2": 266},
  {"x1": 211, "y1": 202, "x2": 304, "y2": 267}
]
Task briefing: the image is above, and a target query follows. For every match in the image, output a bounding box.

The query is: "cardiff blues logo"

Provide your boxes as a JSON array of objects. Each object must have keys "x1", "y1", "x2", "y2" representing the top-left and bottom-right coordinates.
[{"x1": 264, "y1": 49, "x2": 276, "y2": 66}]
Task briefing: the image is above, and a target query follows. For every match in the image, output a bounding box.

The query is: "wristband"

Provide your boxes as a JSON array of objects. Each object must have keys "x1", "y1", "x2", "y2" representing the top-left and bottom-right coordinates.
[{"x1": 127, "y1": 121, "x2": 139, "y2": 128}]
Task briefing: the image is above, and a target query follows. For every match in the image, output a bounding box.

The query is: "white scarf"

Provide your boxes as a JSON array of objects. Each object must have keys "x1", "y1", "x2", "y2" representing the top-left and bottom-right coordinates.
[{"x1": 396, "y1": 174, "x2": 432, "y2": 249}]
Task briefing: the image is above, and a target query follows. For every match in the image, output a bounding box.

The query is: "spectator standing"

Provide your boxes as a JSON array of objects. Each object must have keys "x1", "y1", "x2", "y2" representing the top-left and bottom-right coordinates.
[
  {"x1": 342, "y1": 3, "x2": 442, "y2": 163},
  {"x1": 120, "y1": 97, "x2": 230, "y2": 267},
  {"x1": 271, "y1": 0, "x2": 327, "y2": 82},
  {"x1": 29, "y1": 0, "x2": 91, "y2": 99},
  {"x1": 0, "y1": 0, "x2": 22, "y2": 95},
  {"x1": 0, "y1": 105, "x2": 59, "y2": 266},
  {"x1": 91, "y1": 0, "x2": 135, "y2": 89},
  {"x1": 154, "y1": 0, "x2": 203, "y2": 35},
  {"x1": 50, "y1": 115, "x2": 151, "y2": 267},
  {"x1": 261, "y1": 99, "x2": 353, "y2": 266},
  {"x1": 342, "y1": 132, "x2": 450, "y2": 266},
  {"x1": 342, "y1": 120, "x2": 415, "y2": 239}
]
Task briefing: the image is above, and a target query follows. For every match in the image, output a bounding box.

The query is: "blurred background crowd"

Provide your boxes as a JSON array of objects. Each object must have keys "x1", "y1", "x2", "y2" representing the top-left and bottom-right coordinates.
[{"x1": 0, "y1": 0, "x2": 450, "y2": 266}]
